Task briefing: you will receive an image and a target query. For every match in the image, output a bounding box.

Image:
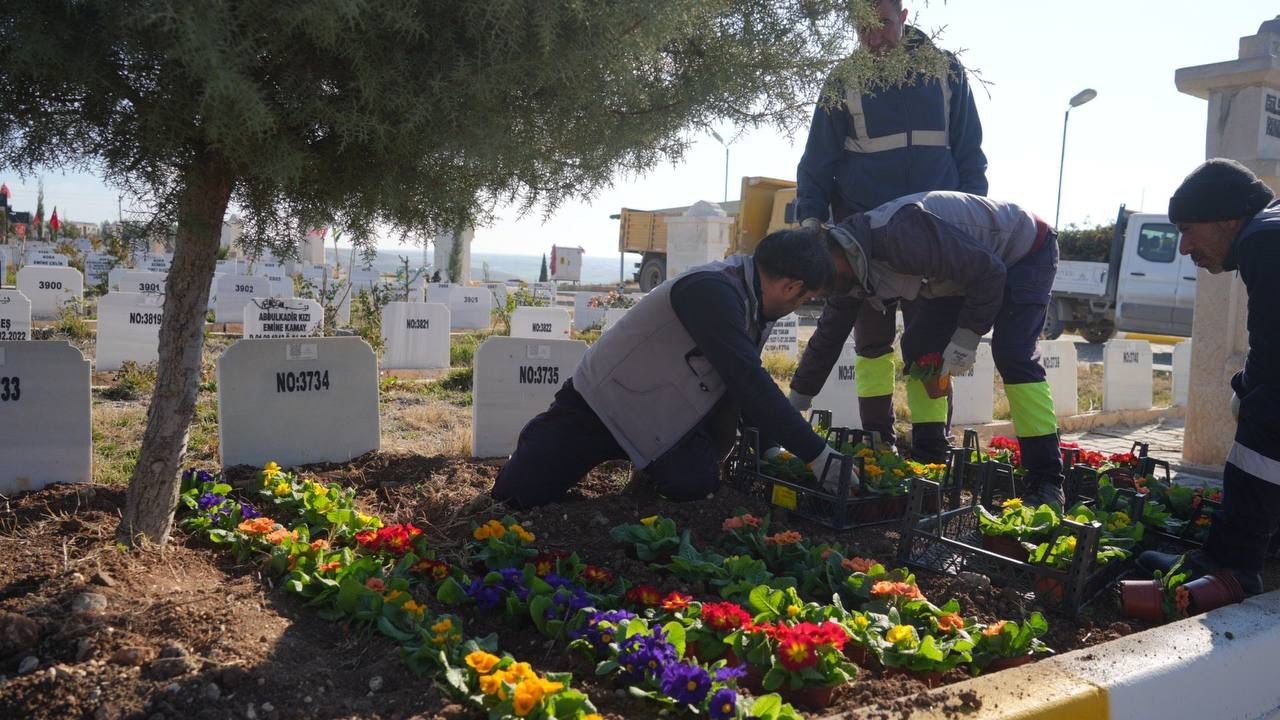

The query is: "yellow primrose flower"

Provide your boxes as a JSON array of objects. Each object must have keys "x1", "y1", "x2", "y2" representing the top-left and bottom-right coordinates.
[
  {"x1": 465, "y1": 650, "x2": 501, "y2": 674},
  {"x1": 484, "y1": 519, "x2": 506, "y2": 539},
  {"x1": 431, "y1": 618, "x2": 453, "y2": 634},
  {"x1": 506, "y1": 661, "x2": 535, "y2": 681},
  {"x1": 383, "y1": 590, "x2": 404, "y2": 603},
  {"x1": 1107, "y1": 511, "x2": 1131, "y2": 530},
  {"x1": 786, "y1": 604, "x2": 800, "y2": 618},
  {"x1": 512, "y1": 679, "x2": 543, "y2": 716},
  {"x1": 1002, "y1": 497, "x2": 1024, "y2": 510},
  {"x1": 473, "y1": 525, "x2": 492, "y2": 541},
  {"x1": 639, "y1": 515, "x2": 658, "y2": 527},
  {"x1": 310, "y1": 483, "x2": 329, "y2": 497},
  {"x1": 273, "y1": 481, "x2": 292, "y2": 497},
  {"x1": 893, "y1": 468, "x2": 904, "y2": 477},
  {"x1": 886, "y1": 624, "x2": 917, "y2": 647},
  {"x1": 1063, "y1": 536, "x2": 1078, "y2": 553},
  {"x1": 851, "y1": 614, "x2": 870, "y2": 631},
  {"x1": 402, "y1": 600, "x2": 426, "y2": 617},
  {"x1": 509, "y1": 524, "x2": 535, "y2": 543},
  {"x1": 478, "y1": 672, "x2": 506, "y2": 698}
]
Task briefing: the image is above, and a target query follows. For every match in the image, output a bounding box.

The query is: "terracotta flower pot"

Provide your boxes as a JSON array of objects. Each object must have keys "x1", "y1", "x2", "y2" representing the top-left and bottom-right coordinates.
[
  {"x1": 1120, "y1": 579, "x2": 1165, "y2": 622},
  {"x1": 850, "y1": 498, "x2": 885, "y2": 524},
  {"x1": 779, "y1": 683, "x2": 838, "y2": 710},
  {"x1": 921, "y1": 374, "x2": 951, "y2": 399},
  {"x1": 981, "y1": 534, "x2": 1028, "y2": 561},
  {"x1": 985, "y1": 655, "x2": 1035, "y2": 673},
  {"x1": 1034, "y1": 576, "x2": 1066, "y2": 604},
  {"x1": 843, "y1": 643, "x2": 871, "y2": 666},
  {"x1": 1106, "y1": 468, "x2": 1136, "y2": 489},
  {"x1": 1183, "y1": 573, "x2": 1245, "y2": 615}
]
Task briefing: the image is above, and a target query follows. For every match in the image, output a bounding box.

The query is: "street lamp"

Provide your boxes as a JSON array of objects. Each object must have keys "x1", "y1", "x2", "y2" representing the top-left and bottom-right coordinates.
[
  {"x1": 709, "y1": 129, "x2": 738, "y2": 203},
  {"x1": 1054, "y1": 88, "x2": 1098, "y2": 228}
]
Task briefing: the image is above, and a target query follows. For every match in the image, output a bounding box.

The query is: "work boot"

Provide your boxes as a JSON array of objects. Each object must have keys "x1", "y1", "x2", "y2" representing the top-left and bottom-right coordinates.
[
  {"x1": 909, "y1": 422, "x2": 951, "y2": 464},
  {"x1": 857, "y1": 394, "x2": 897, "y2": 449},
  {"x1": 1022, "y1": 477, "x2": 1066, "y2": 514}
]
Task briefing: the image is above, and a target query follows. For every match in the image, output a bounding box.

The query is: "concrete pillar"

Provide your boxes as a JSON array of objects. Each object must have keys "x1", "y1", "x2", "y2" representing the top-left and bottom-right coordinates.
[
  {"x1": 1173, "y1": 340, "x2": 1193, "y2": 407},
  {"x1": 1175, "y1": 16, "x2": 1280, "y2": 467},
  {"x1": 665, "y1": 201, "x2": 734, "y2": 279},
  {"x1": 433, "y1": 227, "x2": 473, "y2": 284}
]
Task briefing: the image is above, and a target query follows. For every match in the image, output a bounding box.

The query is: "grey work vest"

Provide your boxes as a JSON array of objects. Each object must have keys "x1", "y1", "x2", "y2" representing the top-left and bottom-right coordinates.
[{"x1": 573, "y1": 255, "x2": 770, "y2": 468}]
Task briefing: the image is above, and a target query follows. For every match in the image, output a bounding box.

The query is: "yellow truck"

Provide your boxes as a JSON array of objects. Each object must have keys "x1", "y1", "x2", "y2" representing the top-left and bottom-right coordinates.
[{"x1": 615, "y1": 176, "x2": 799, "y2": 291}]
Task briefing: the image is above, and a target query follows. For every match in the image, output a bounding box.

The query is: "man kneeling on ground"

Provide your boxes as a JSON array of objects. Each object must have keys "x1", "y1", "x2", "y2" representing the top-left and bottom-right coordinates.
[{"x1": 490, "y1": 230, "x2": 845, "y2": 508}]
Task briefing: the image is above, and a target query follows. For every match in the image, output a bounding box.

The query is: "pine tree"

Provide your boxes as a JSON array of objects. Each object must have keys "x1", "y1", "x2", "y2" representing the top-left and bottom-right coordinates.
[
  {"x1": 539, "y1": 253, "x2": 549, "y2": 283},
  {"x1": 0, "y1": 0, "x2": 950, "y2": 547}
]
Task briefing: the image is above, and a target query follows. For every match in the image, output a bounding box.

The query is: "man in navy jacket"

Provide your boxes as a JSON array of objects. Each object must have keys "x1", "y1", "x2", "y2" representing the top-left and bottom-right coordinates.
[
  {"x1": 793, "y1": 0, "x2": 987, "y2": 460},
  {"x1": 1140, "y1": 159, "x2": 1280, "y2": 595}
]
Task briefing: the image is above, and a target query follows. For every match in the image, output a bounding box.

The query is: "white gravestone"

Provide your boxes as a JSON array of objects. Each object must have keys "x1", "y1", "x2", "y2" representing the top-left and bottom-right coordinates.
[
  {"x1": 269, "y1": 278, "x2": 293, "y2": 299},
  {"x1": 950, "y1": 343, "x2": 996, "y2": 426},
  {"x1": 214, "y1": 275, "x2": 273, "y2": 323},
  {"x1": 472, "y1": 337, "x2": 588, "y2": 458},
  {"x1": 381, "y1": 302, "x2": 450, "y2": 370},
  {"x1": 110, "y1": 269, "x2": 168, "y2": 295},
  {"x1": 573, "y1": 292, "x2": 607, "y2": 331},
  {"x1": 448, "y1": 286, "x2": 493, "y2": 331},
  {"x1": 0, "y1": 341, "x2": 92, "y2": 494},
  {"x1": 486, "y1": 283, "x2": 509, "y2": 309},
  {"x1": 17, "y1": 266, "x2": 83, "y2": 320},
  {"x1": 811, "y1": 341, "x2": 862, "y2": 429},
  {"x1": 511, "y1": 307, "x2": 571, "y2": 340},
  {"x1": 217, "y1": 337, "x2": 380, "y2": 467},
  {"x1": 426, "y1": 282, "x2": 453, "y2": 304},
  {"x1": 254, "y1": 261, "x2": 287, "y2": 282},
  {"x1": 0, "y1": 290, "x2": 32, "y2": 341},
  {"x1": 1037, "y1": 339, "x2": 1079, "y2": 417},
  {"x1": 143, "y1": 255, "x2": 171, "y2": 273},
  {"x1": 29, "y1": 251, "x2": 68, "y2": 267},
  {"x1": 1103, "y1": 340, "x2": 1153, "y2": 411},
  {"x1": 242, "y1": 297, "x2": 323, "y2": 339},
  {"x1": 84, "y1": 252, "x2": 113, "y2": 285},
  {"x1": 1173, "y1": 340, "x2": 1192, "y2": 407},
  {"x1": 96, "y1": 292, "x2": 165, "y2": 371},
  {"x1": 529, "y1": 282, "x2": 558, "y2": 305},
  {"x1": 602, "y1": 307, "x2": 629, "y2": 332},
  {"x1": 763, "y1": 313, "x2": 800, "y2": 359}
]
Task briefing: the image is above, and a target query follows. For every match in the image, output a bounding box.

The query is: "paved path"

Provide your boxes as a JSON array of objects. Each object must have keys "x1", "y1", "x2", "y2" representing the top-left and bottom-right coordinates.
[{"x1": 1062, "y1": 417, "x2": 1222, "y2": 488}]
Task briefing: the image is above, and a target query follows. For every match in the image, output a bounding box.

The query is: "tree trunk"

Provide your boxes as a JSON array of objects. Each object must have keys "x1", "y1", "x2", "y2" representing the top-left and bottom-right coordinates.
[{"x1": 117, "y1": 152, "x2": 235, "y2": 548}]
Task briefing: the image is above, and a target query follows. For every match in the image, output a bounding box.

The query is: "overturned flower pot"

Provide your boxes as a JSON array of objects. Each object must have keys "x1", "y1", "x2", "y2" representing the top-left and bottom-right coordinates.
[
  {"x1": 1120, "y1": 579, "x2": 1165, "y2": 622},
  {"x1": 1184, "y1": 573, "x2": 1245, "y2": 615}
]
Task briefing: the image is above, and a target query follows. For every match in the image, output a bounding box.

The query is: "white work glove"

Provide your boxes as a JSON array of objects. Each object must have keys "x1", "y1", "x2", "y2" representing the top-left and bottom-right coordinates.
[
  {"x1": 801, "y1": 217, "x2": 822, "y2": 230},
  {"x1": 1231, "y1": 392, "x2": 1240, "y2": 421},
  {"x1": 808, "y1": 445, "x2": 857, "y2": 494},
  {"x1": 788, "y1": 390, "x2": 813, "y2": 412},
  {"x1": 940, "y1": 328, "x2": 981, "y2": 376}
]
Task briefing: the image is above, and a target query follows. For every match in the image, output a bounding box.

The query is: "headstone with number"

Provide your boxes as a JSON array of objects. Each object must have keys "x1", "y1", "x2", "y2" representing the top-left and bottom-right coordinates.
[
  {"x1": 1103, "y1": 340, "x2": 1153, "y2": 411},
  {"x1": 448, "y1": 286, "x2": 492, "y2": 331},
  {"x1": 510, "y1": 307, "x2": 571, "y2": 340},
  {"x1": 529, "y1": 282, "x2": 557, "y2": 305},
  {"x1": 1173, "y1": 340, "x2": 1192, "y2": 407},
  {"x1": 1037, "y1": 340, "x2": 1078, "y2": 417},
  {"x1": 485, "y1": 282, "x2": 509, "y2": 309},
  {"x1": 96, "y1": 292, "x2": 165, "y2": 371},
  {"x1": 84, "y1": 252, "x2": 113, "y2": 285},
  {"x1": 425, "y1": 282, "x2": 453, "y2": 304},
  {"x1": 811, "y1": 340, "x2": 862, "y2": 429},
  {"x1": 242, "y1": 297, "x2": 323, "y2": 339},
  {"x1": 0, "y1": 341, "x2": 92, "y2": 494},
  {"x1": 217, "y1": 337, "x2": 380, "y2": 467},
  {"x1": 0, "y1": 290, "x2": 32, "y2": 341},
  {"x1": 472, "y1": 337, "x2": 588, "y2": 457},
  {"x1": 950, "y1": 343, "x2": 996, "y2": 426},
  {"x1": 254, "y1": 261, "x2": 287, "y2": 282},
  {"x1": 110, "y1": 269, "x2": 168, "y2": 295},
  {"x1": 214, "y1": 274, "x2": 273, "y2": 323},
  {"x1": 381, "y1": 302, "x2": 450, "y2": 370},
  {"x1": 17, "y1": 266, "x2": 83, "y2": 320},
  {"x1": 573, "y1": 292, "x2": 607, "y2": 331},
  {"x1": 143, "y1": 254, "x2": 172, "y2": 273},
  {"x1": 763, "y1": 313, "x2": 800, "y2": 359}
]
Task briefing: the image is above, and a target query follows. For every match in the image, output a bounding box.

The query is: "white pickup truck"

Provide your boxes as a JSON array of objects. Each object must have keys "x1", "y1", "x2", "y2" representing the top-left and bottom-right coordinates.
[{"x1": 1045, "y1": 206, "x2": 1195, "y2": 343}]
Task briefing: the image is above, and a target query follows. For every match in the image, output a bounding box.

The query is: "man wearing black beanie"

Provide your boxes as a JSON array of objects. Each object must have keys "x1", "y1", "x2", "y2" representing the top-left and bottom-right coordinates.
[{"x1": 1139, "y1": 158, "x2": 1280, "y2": 597}]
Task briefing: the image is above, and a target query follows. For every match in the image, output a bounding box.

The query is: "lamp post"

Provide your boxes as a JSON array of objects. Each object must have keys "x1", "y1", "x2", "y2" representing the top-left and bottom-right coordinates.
[
  {"x1": 709, "y1": 129, "x2": 738, "y2": 203},
  {"x1": 1055, "y1": 88, "x2": 1098, "y2": 229}
]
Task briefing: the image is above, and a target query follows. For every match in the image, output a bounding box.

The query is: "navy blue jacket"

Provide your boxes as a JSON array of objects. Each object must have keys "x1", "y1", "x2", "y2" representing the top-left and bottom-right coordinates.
[
  {"x1": 796, "y1": 27, "x2": 988, "y2": 221},
  {"x1": 1226, "y1": 200, "x2": 1280, "y2": 477}
]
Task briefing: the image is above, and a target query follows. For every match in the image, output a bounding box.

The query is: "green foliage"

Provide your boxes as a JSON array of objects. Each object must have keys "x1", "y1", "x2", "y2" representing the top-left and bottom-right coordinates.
[
  {"x1": 54, "y1": 301, "x2": 92, "y2": 340},
  {"x1": 100, "y1": 361, "x2": 158, "y2": 401},
  {"x1": 1057, "y1": 223, "x2": 1115, "y2": 262},
  {"x1": 449, "y1": 332, "x2": 488, "y2": 368}
]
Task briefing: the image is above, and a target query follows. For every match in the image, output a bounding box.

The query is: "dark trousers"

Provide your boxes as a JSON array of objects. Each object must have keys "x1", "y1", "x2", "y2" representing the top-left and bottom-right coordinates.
[
  {"x1": 854, "y1": 299, "x2": 953, "y2": 449},
  {"x1": 490, "y1": 379, "x2": 723, "y2": 509},
  {"x1": 1206, "y1": 461, "x2": 1280, "y2": 574}
]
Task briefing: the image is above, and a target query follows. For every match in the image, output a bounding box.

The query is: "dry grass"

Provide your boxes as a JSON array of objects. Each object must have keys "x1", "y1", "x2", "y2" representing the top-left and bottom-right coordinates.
[{"x1": 762, "y1": 352, "x2": 799, "y2": 383}]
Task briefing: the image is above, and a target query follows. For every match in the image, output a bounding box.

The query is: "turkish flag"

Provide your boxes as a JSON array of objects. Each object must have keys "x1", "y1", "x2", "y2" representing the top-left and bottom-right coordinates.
[
  {"x1": 0, "y1": 183, "x2": 9, "y2": 199},
  {"x1": 50, "y1": 208, "x2": 60, "y2": 232}
]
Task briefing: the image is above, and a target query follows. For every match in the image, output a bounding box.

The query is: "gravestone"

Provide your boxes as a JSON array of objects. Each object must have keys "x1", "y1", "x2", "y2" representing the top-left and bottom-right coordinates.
[
  {"x1": 471, "y1": 337, "x2": 588, "y2": 458},
  {"x1": 269, "y1": 278, "x2": 293, "y2": 299},
  {"x1": 1037, "y1": 339, "x2": 1079, "y2": 417},
  {"x1": 426, "y1": 282, "x2": 453, "y2": 304},
  {"x1": 28, "y1": 252, "x2": 68, "y2": 267},
  {"x1": 573, "y1": 292, "x2": 607, "y2": 331},
  {"x1": 448, "y1": 286, "x2": 493, "y2": 331},
  {"x1": 242, "y1": 297, "x2": 323, "y2": 339},
  {"x1": 529, "y1": 282, "x2": 558, "y2": 305},
  {"x1": 811, "y1": 340, "x2": 862, "y2": 429},
  {"x1": 485, "y1": 282, "x2": 509, "y2": 309},
  {"x1": 110, "y1": 269, "x2": 168, "y2": 295},
  {"x1": 1103, "y1": 340, "x2": 1153, "y2": 411},
  {"x1": 96, "y1": 292, "x2": 165, "y2": 371},
  {"x1": 602, "y1": 307, "x2": 629, "y2": 332},
  {"x1": 0, "y1": 251, "x2": 5, "y2": 286},
  {"x1": 84, "y1": 252, "x2": 113, "y2": 285},
  {"x1": 0, "y1": 341, "x2": 92, "y2": 494},
  {"x1": 510, "y1": 307, "x2": 571, "y2": 340},
  {"x1": 1173, "y1": 340, "x2": 1192, "y2": 407},
  {"x1": 16, "y1": 266, "x2": 83, "y2": 320},
  {"x1": 217, "y1": 337, "x2": 380, "y2": 467},
  {"x1": 143, "y1": 255, "x2": 171, "y2": 273},
  {"x1": 0, "y1": 290, "x2": 32, "y2": 341},
  {"x1": 381, "y1": 302, "x2": 450, "y2": 370},
  {"x1": 214, "y1": 274, "x2": 273, "y2": 323},
  {"x1": 763, "y1": 313, "x2": 800, "y2": 359},
  {"x1": 950, "y1": 343, "x2": 995, "y2": 426},
  {"x1": 254, "y1": 261, "x2": 287, "y2": 282}
]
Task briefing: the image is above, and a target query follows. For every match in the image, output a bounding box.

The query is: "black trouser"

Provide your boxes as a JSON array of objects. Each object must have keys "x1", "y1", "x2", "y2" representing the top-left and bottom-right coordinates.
[
  {"x1": 1205, "y1": 461, "x2": 1280, "y2": 574},
  {"x1": 490, "y1": 379, "x2": 723, "y2": 509}
]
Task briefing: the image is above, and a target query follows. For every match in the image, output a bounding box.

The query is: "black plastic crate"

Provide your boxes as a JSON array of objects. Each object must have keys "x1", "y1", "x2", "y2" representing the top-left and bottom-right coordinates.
[
  {"x1": 895, "y1": 471, "x2": 1146, "y2": 616},
  {"x1": 943, "y1": 429, "x2": 1018, "y2": 509}
]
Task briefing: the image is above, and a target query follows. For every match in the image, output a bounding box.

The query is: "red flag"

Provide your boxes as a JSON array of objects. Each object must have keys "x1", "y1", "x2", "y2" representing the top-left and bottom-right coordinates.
[
  {"x1": 14, "y1": 223, "x2": 26, "y2": 238},
  {"x1": 50, "y1": 208, "x2": 60, "y2": 232},
  {"x1": 0, "y1": 183, "x2": 9, "y2": 199}
]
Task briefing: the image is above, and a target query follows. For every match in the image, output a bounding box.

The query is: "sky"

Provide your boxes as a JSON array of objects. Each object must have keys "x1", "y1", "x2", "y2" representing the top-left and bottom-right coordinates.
[{"x1": 2, "y1": 1, "x2": 1276, "y2": 257}]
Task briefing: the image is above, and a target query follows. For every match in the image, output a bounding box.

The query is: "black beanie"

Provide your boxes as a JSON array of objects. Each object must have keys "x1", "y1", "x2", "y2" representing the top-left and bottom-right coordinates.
[{"x1": 1168, "y1": 158, "x2": 1275, "y2": 224}]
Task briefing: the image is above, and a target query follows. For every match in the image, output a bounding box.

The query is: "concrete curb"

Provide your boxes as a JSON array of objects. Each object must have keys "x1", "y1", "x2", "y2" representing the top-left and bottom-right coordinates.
[
  {"x1": 841, "y1": 589, "x2": 1280, "y2": 719},
  {"x1": 964, "y1": 406, "x2": 1186, "y2": 448}
]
